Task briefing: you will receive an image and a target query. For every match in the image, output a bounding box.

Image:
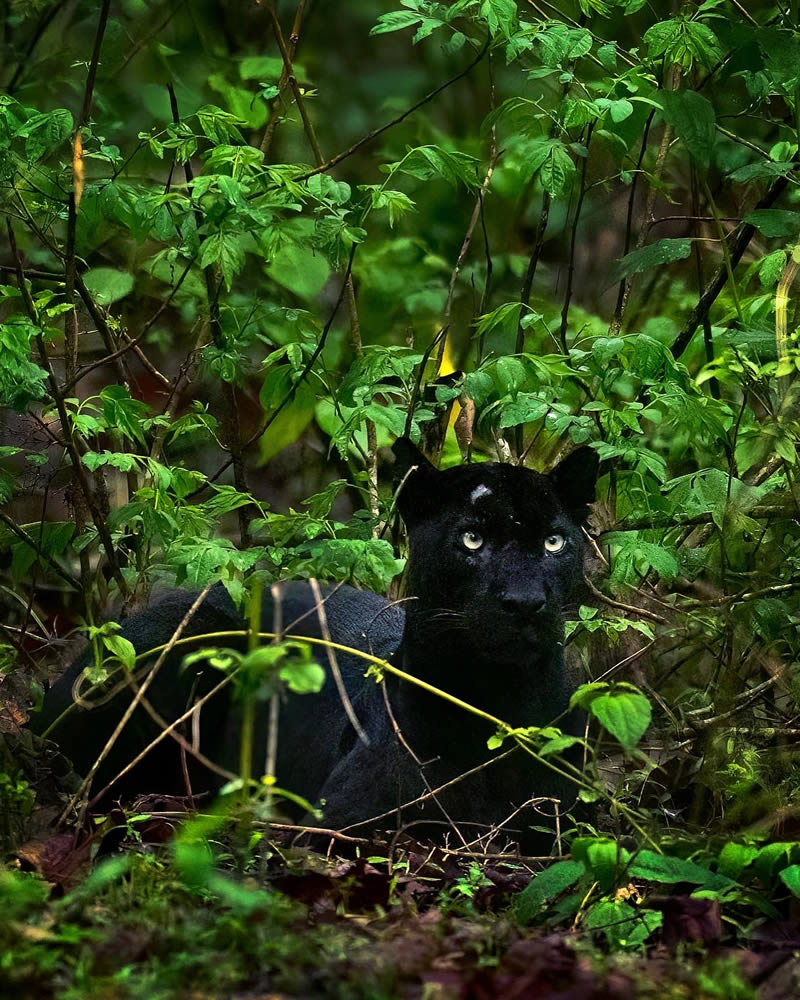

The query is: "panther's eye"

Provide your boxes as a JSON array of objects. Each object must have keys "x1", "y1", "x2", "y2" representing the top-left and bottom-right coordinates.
[
  {"x1": 544, "y1": 534, "x2": 566, "y2": 553},
  {"x1": 461, "y1": 531, "x2": 484, "y2": 551}
]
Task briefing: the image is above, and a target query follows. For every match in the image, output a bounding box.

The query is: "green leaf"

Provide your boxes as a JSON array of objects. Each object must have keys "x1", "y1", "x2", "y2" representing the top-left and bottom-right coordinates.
[
  {"x1": 586, "y1": 839, "x2": 628, "y2": 891},
  {"x1": 302, "y1": 538, "x2": 404, "y2": 592},
  {"x1": 8, "y1": 521, "x2": 75, "y2": 582},
  {"x1": 239, "y1": 55, "x2": 283, "y2": 80},
  {"x1": 539, "y1": 142, "x2": 575, "y2": 197},
  {"x1": 644, "y1": 18, "x2": 723, "y2": 71},
  {"x1": 536, "y1": 24, "x2": 592, "y2": 67},
  {"x1": 499, "y1": 393, "x2": 549, "y2": 428},
  {"x1": 269, "y1": 239, "x2": 330, "y2": 301},
  {"x1": 538, "y1": 732, "x2": 583, "y2": 757},
  {"x1": 729, "y1": 160, "x2": 794, "y2": 184},
  {"x1": 167, "y1": 538, "x2": 239, "y2": 588},
  {"x1": 744, "y1": 210, "x2": 800, "y2": 238},
  {"x1": 82, "y1": 268, "x2": 135, "y2": 306},
  {"x1": 199, "y1": 232, "x2": 246, "y2": 291},
  {"x1": 609, "y1": 238, "x2": 692, "y2": 284},
  {"x1": 607, "y1": 535, "x2": 679, "y2": 583},
  {"x1": 370, "y1": 11, "x2": 425, "y2": 36},
  {"x1": 628, "y1": 850, "x2": 735, "y2": 892},
  {"x1": 753, "y1": 842, "x2": 800, "y2": 882},
  {"x1": 388, "y1": 145, "x2": 478, "y2": 188},
  {"x1": 100, "y1": 386, "x2": 149, "y2": 445},
  {"x1": 589, "y1": 689, "x2": 651, "y2": 749},
  {"x1": 21, "y1": 108, "x2": 73, "y2": 161},
  {"x1": 585, "y1": 899, "x2": 662, "y2": 951},
  {"x1": 758, "y1": 27, "x2": 800, "y2": 90},
  {"x1": 363, "y1": 186, "x2": 416, "y2": 227},
  {"x1": 103, "y1": 633, "x2": 137, "y2": 670},
  {"x1": 779, "y1": 865, "x2": 800, "y2": 897},
  {"x1": 280, "y1": 659, "x2": 326, "y2": 695},
  {"x1": 0, "y1": 317, "x2": 47, "y2": 410},
  {"x1": 258, "y1": 377, "x2": 317, "y2": 465},
  {"x1": 480, "y1": 0, "x2": 517, "y2": 36},
  {"x1": 515, "y1": 860, "x2": 585, "y2": 924},
  {"x1": 306, "y1": 173, "x2": 351, "y2": 206},
  {"x1": 597, "y1": 42, "x2": 617, "y2": 70},
  {"x1": 661, "y1": 89, "x2": 715, "y2": 170},
  {"x1": 475, "y1": 301, "x2": 524, "y2": 339},
  {"x1": 718, "y1": 842, "x2": 759, "y2": 880},
  {"x1": 82, "y1": 451, "x2": 142, "y2": 472}
]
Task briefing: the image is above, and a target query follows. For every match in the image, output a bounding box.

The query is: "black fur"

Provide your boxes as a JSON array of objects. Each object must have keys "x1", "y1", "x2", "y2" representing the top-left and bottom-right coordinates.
[{"x1": 35, "y1": 439, "x2": 598, "y2": 849}]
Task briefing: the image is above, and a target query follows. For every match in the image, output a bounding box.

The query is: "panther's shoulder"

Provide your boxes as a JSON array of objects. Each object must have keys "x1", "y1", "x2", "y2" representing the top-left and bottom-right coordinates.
[{"x1": 271, "y1": 580, "x2": 404, "y2": 662}]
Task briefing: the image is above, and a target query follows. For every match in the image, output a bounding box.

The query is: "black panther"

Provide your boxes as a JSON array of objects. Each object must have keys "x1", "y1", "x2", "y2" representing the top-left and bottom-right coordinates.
[{"x1": 35, "y1": 438, "x2": 598, "y2": 849}]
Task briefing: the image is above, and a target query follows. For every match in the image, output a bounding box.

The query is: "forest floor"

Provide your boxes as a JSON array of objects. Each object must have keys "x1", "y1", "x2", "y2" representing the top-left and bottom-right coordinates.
[{"x1": 3, "y1": 784, "x2": 798, "y2": 1000}]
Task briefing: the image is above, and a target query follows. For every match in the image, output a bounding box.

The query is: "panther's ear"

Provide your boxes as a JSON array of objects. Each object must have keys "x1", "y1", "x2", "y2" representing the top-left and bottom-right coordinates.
[
  {"x1": 550, "y1": 446, "x2": 599, "y2": 517},
  {"x1": 392, "y1": 437, "x2": 438, "y2": 527}
]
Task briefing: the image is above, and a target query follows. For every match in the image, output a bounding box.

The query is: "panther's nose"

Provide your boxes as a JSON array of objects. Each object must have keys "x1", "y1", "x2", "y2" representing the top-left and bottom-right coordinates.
[{"x1": 501, "y1": 592, "x2": 546, "y2": 616}]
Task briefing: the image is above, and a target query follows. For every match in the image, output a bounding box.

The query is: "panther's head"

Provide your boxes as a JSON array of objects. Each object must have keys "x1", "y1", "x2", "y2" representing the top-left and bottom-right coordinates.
[{"x1": 393, "y1": 437, "x2": 599, "y2": 659}]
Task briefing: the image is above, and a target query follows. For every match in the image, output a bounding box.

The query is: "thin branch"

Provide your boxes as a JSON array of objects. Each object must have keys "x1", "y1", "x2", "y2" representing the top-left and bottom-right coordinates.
[
  {"x1": 296, "y1": 38, "x2": 491, "y2": 181},
  {"x1": 109, "y1": 1, "x2": 184, "y2": 78},
  {"x1": 6, "y1": 0, "x2": 66, "y2": 93},
  {"x1": 583, "y1": 576, "x2": 668, "y2": 624},
  {"x1": 267, "y1": 0, "x2": 322, "y2": 162},
  {"x1": 203, "y1": 245, "x2": 357, "y2": 488},
  {"x1": 308, "y1": 578, "x2": 370, "y2": 746},
  {"x1": 74, "y1": 275, "x2": 140, "y2": 389},
  {"x1": 260, "y1": 0, "x2": 308, "y2": 157},
  {"x1": 78, "y1": 0, "x2": 112, "y2": 127},
  {"x1": 671, "y1": 170, "x2": 794, "y2": 357},
  {"x1": 560, "y1": 122, "x2": 594, "y2": 352},
  {"x1": 599, "y1": 503, "x2": 799, "y2": 533},
  {"x1": 611, "y1": 63, "x2": 681, "y2": 334},
  {"x1": 7, "y1": 221, "x2": 130, "y2": 599},
  {"x1": 86, "y1": 670, "x2": 236, "y2": 809},
  {"x1": 0, "y1": 511, "x2": 80, "y2": 591},
  {"x1": 69, "y1": 261, "x2": 192, "y2": 389},
  {"x1": 167, "y1": 82, "x2": 251, "y2": 542},
  {"x1": 439, "y1": 151, "x2": 499, "y2": 374},
  {"x1": 66, "y1": 585, "x2": 214, "y2": 819}
]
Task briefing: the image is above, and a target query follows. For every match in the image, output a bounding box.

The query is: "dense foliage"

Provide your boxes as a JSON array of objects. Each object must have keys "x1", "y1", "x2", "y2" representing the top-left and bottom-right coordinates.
[{"x1": 3, "y1": 0, "x2": 800, "y2": 994}]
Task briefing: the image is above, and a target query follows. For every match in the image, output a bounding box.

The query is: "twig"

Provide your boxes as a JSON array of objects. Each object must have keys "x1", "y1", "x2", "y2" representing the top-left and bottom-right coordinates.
[
  {"x1": 611, "y1": 63, "x2": 680, "y2": 334},
  {"x1": 560, "y1": 122, "x2": 594, "y2": 351},
  {"x1": 70, "y1": 261, "x2": 192, "y2": 388},
  {"x1": 271, "y1": 822, "x2": 368, "y2": 844},
  {"x1": 263, "y1": 584, "x2": 283, "y2": 826},
  {"x1": 583, "y1": 576, "x2": 668, "y2": 625},
  {"x1": 671, "y1": 171, "x2": 794, "y2": 357},
  {"x1": 260, "y1": 0, "x2": 308, "y2": 157},
  {"x1": 517, "y1": 190, "x2": 551, "y2": 358},
  {"x1": 687, "y1": 672, "x2": 785, "y2": 731},
  {"x1": 202, "y1": 245, "x2": 357, "y2": 488},
  {"x1": 6, "y1": 0, "x2": 66, "y2": 93},
  {"x1": 266, "y1": 4, "x2": 376, "y2": 523},
  {"x1": 7, "y1": 221, "x2": 130, "y2": 599},
  {"x1": 86, "y1": 670, "x2": 237, "y2": 808},
  {"x1": 78, "y1": 0, "x2": 111, "y2": 128},
  {"x1": 65, "y1": 585, "x2": 214, "y2": 820},
  {"x1": 109, "y1": 1, "x2": 184, "y2": 78},
  {"x1": 167, "y1": 82, "x2": 251, "y2": 543},
  {"x1": 0, "y1": 512, "x2": 81, "y2": 591},
  {"x1": 267, "y1": 0, "x2": 322, "y2": 162},
  {"x1": 379, "y1": 678, "x2": 470, "y2": 849},
  {"x1": 308, "y1": 578, "x2": 369, "y2": 746},
  {"x1": 439, "y1": 151, "x2": 499, "y2": 374},
  {"x1": 296, "y1": 38, "x2": 490, "y2": 181},
  {"x1": 75, "y1": 275, "x2": 153, "y2": 387},
  {"x1": 340, "y1": 747, "x2": 520, "y2": 833}
]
